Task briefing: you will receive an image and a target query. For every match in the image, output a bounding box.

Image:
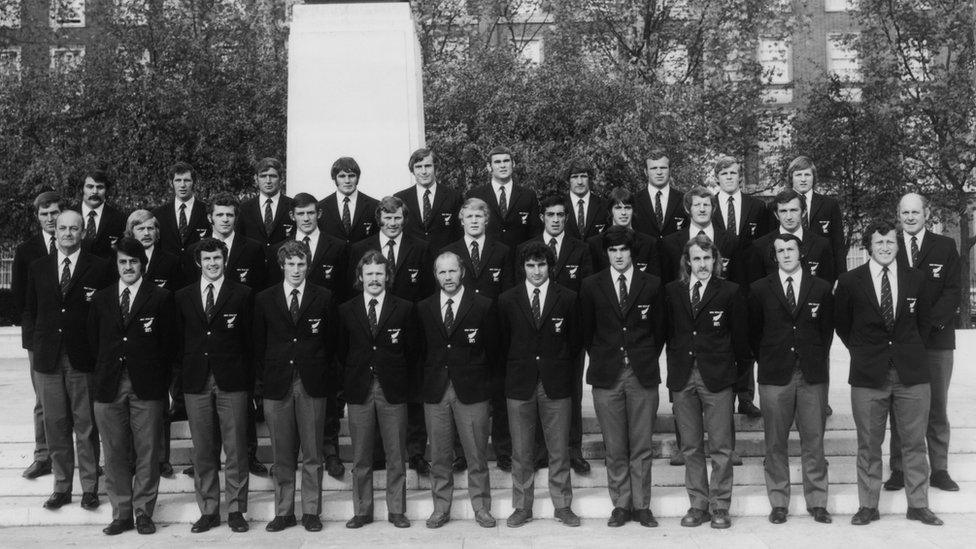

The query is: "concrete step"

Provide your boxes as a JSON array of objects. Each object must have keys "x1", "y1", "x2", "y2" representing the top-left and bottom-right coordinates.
[
  {"x1": 5, "y1": 454, "x2": 976, "y2": 496},
  {"x1": 1, "y1": 482, "x2": 974, "y2": 527}
]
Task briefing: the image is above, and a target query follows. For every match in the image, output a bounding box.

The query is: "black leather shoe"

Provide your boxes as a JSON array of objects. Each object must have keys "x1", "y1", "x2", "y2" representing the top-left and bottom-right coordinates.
[
  {"x1": 97, "y1": 465, "x2": 104, "y2": 476},
  {"x1": 475, "y1": 508, "x2": 496, "y2": 528},
  {"x1": 426, "y1": 512, "x2": 450, "y2": 529},
  {"x1": 168, "y1": 402, "x2": 187, "y2": 421},
  {"x1": 191, "y1": 514, "x2": 220, "y2": 533},
  {"x1": 710, "y1": 509, "x2": 732, "y2": 529},
  {"x1": 372, "y1": 458, "x2": 386, "y2": 471},
  {"x1": 159, "y1": 461, "x2": 174, "y2": 478},
  {"x1": 302, "y1": 514, "x2": 322, "y2": 532},
  {"x1": 506, "y1": 508, "x2": 533, "y2": 528},
  {"x1": 266, "y1": 515, "x2": 297, "y2": 532},
  {"x1": 80, "y1": 492, "x2": 100, "y2": 510},
  {"x1": 228, "y1": 511, "x2": 249, "y2": 532},
  {"x1": 22, "y1": 460, "x2": 52, "y2": 479},
  {"x1": 737, "y1": 401, "x2": 762, "y2": 419},
  {"x1": 452, "y1": 456, "x2": 467, "y2": 472},
  {"x1": 670, "y1": 453, "x2": 685, "y2": 466},
  {"x1": 43, "y1": 492, "x2": 71, "y2": 510},
  {"x1": 850, "y1": 507, "x2": 880, "y2": 525},
  {"x1": 136, "y1": 515, "x2": 156, "y2": 534},
  {"x1": 808, "y1": 507, "x2": 833, "y2": 524},
  {"x1": 184, "y1": 465, "x2": 195, "y2": 477},
  {"x1": 731, "y1": 451, "x2": 743, "y2": 466},
  {"x1": 680, "y1": 507, "x2": 711, "y2": 527},
  {"x1": 768, "y1": 507, "x2": 788, "y2": 524},
  {"x1": 826, "y1": 403, "x2": 833, "y2": 416},
  {"x1": 249, "y1": 457, "x2": 268, "y2": 476},
  {"x1": 554, "y1": 507, "x2": 580, "y2": 526},
  {"x1": 409, "y1": 455, "x2": 431, "y2": 476},
  {"x1": 930, "y1": 470, "x2": 960, "y2": 492},
  {"x1": 496, "y1": 454, "x2": 512, "y2": 472},
  {"x1": 884, "y1": 470, "x2": 904, "y2": 491},
  {"x1": 388, "y1": 513, "x2": 410, "y2": 528},
  {"x1": 570, "y1": 456, "x2": 590, "y2": 474},
  {"x1": 635, "y1": 509, "x2": 658, "y2": 527},
  {"x1": 325, "y1": 455, "x2": 345, "y2": 479},
  {"x1": 533, "y1": 456, "x2": 549, "y2": 471},
  {"x1": 907, "y1": 507, "x2": 944, "y2": 526},
  {"x1": 346, "y1": 515, "x2": 373, "y2": 529},
  {"x1": 103, "y1": 518, "x2": 134, "y2": 535},
  {"x1": 607, "y1": 507, "x2": 631, "y2": 527}
]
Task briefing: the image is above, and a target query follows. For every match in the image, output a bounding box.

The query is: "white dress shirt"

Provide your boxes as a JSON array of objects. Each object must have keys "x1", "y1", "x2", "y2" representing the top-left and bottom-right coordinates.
[
  {"x1": 717, "y1": 190, "x2": 742, "y2": 233},
  {"x1": 417, "y1": 183, "x2": 437, "y2": 209},
  {"x1": 492, "y1": 180, "x2": 513, "y2": 207},
  {"x1": 381, "y1": 233, "x2": 403, "y2": 265},
  {"x1": 118, "y1": 277, "x2": 143, "y2": 314},
  {"x1": 56, "y1": 248, "x2": 81, "y2": 279},
  {"x1": 283, "y1": 280, "x2": 307, "y2": 306},
  {"x1": 440, "y1": 286, "x2": 465, "y2": 322},
  {"x1": 525, "y1": 278, "x2": 549, "y2": 308},
  {"x1": 610, "y1": 265, "x2": 634, "y2": 295},
  {"x1": 464, "y1": 235, "x2": 486, "y2": 256},
  {"x1": 364, "y1": 290, "x2": 385, "y2": 318},
  {"x1": 647, "y1": 185, "x2": 670, "y2": 216},
  {"x1": 778, "y1": 269, "x2": 802, "y2": 297},
  {"x1": 903, "y1": 228, "x2": 926, "y2": 267},
  {"x1": 337, "y1": 190, "x2": 359, "y2": 221},
  {"x1": 260, "y1": 192, "x2": 281, "y2": 223},
  {"x1": 81, "y1": 203, "x2": 104, "y2": 234},
  {"x1": 570, "y1": 192, "x2": 591, "y2": 222},
  {"x1": 295, "y1": 227, "x2": 321, "y2": 258},
  {"x1": 868, "y1": 259, "x2": 898, "y2": 308},
  {"x1": 543, "y1": 231, "x2": 565, "y2": 257},
  {"x1": 689, "y1": 274, "x2": 711, "y2": 302},
  {"x1": 175, "y1": 196, "x2": 197, "y2": 220},
  {"x1": 201, "y1": 276, "x2": 224, "y2": 307},
  {"x1": 690, "y1": 223, "x2": 715, "y2": 242}
]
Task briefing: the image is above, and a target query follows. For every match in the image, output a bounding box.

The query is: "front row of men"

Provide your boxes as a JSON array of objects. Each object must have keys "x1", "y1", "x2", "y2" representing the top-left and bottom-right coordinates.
[{"x1": 24, "y1": 195, "x2": 948, "y2": 535}]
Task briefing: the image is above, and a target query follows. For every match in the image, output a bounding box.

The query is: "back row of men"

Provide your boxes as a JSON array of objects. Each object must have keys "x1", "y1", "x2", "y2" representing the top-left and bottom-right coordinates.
[{"x1": 11, "y1": 148, "x2": 958, "y2": 534}]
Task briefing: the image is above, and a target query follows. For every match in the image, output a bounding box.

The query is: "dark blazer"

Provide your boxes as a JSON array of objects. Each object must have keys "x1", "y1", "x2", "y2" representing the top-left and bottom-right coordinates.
[
  {"x1": 145, "y1": 248, "x2": 184, "y2": 292},
  {"x1": 267, "y1": 234, "x2": 350, "y2": 299},
  {"x1": 499, "y1": 283, "x2": 581, "y2": 400},
  {"x1": 338, "y1": 294, "x2": 419, "y2": 405},
  {"x1": 580, "y1": 269, "x2": 665, "y2": 389},
  {"x1": 748, "y1": 273, "x2": 834, "y2": 386},
  {"x1": 79, "y1": 204, "x2": 125, "y2": 260},
  {"x1": 394, "y1": 185, "x2": 464, "y2": 252},
  {"x1": 633, "y1": 186, "x2": 689, "y2": 238},
  {"x1": 660, "y1": 226, "x2": 741, "y2": 286},
  {"x1": 182, "y1": 234, "x2": 267, "y2": 290},
  {"x1": 587, "y1": 229, "x2": 661, "y2": 277},
  {"x1": 349, "y1": 234, "x2": 433, "y2": 302},
  {"x1": 834, "y1": 263, "x2": 931, "y2": 388},
  {"x1": 153, "y1": 199, "x2": 210, "y2": 256},
  {"x1": 238, "y1": 194, "x2": 295, "y2": 250},
  {"x1": 253, "y1": 283, "x2": 338, "y2": 400},
  {"x1": 12, "y1": 234, "x2": 52, "y2": 344},
  {"x1": 466, "y1": 183, "x2": 542, "y2": 249},
  {"x1": 769, "y1": 192, "x2": 846, "y2": 275},
  {"x1": 749, "y1": 230, "x2": 837, "y2": 284},
  {"x1": 176, "y1": 280, "x2": 253, "y2": 394},
  {"x1": 897, "y1": 231, "x2": 960, "y2": 350},
  {"x1": 88, "y1": 282, "x2": 176, "y2": 402},
  {"x1": 417, "y1": 289, "x2": 498, "y2": 404},
  {"x1": 712, "y1": 193, "x2": 769, "y2": 243},
  {"x1": 664, "y1": 278, "x2": 750, "y2": 392},
  {"x1": 317, "y1": 191, "x2": 380, "y2": 244},
  {"x1": 441, "y1": 237, "x2": 514, "y2": 301},
  {"x1": 516, "y1": 234, "x2": 593, "y2": 293},
  {"x1": 566, "y1": 193, "x2": 609, "y2": 241},
  {"x1": 23, "y1": 251, "x2": 113, "y2": 373}
]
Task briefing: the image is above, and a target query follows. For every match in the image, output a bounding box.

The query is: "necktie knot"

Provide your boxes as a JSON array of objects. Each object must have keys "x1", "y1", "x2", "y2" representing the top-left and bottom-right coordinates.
[
  {"x1": 63, "y1": 258, "x2": 71, "y2": 267},
  {"x1": 179, "y1": 203, "x2": 186, "y2": 212},
  {"x1": 424, "y1": 189, "x2": 431, "y2": 198},
  {"x1": 122, "y1": 287, "x2": 130, "y2": 298},
  {"x1": 578, "y1": 199, "x2": 584, "y2": 206},
  {"x1": 291, "y1": 288, "x2": 299, "y2": 297},
  {"x1": 369, "y1": 298, "x2": 378, "y2": 307},
  {"x1": 343, "y1": 196, "x2": 350, "y2": 204},
  {"x1": 388, "y1": 239, "x2": 396, "y2": 248},
  {"x1": 533, "y1": 288, "x2": 540, "y2": 297},
  {"x1": 618, "y1": 274, "x2": 626, "y2": 284},
  {"x1": 882, "y1": 266, "x2": 889, "y2": 274},
  {"x1": 88, "y1": 211, "x2": 96, "y2": 219},
  {"x1": 694, "y1": 280, "x2": 702, "y2": 290},
  {"x1": 446, "y1": 298, "x2": 453, "y2": 306},
  {"x1": 786, "y1": 276, "x2": 793, "y2": 283},
  {"x1": 207, "y1": 283, "x2": 214, "y2": 292},
  {"x1": 265, "y1": 198, "x2": 273, "y2": 207},
  {"x1": 698, "y1": 230, "x2": 706, "y2": 237},
  {"x1": 303, "y1": 236, "x2": 311, "y2": 246}
]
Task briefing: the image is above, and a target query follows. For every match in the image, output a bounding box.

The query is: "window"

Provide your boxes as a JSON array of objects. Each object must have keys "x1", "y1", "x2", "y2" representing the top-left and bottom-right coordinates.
[
  {"x1": 514, "y1": 38, "x2": 544, "y2": 65},
  {"x1": 1, "y1": 0, "x2": 21, "y2": 28},
  {"x1": 659, "y1": 45, "x2": 688, "y2": 84},
  {"x1": 50, "y1": 0, "x2": 85, "y2": 28},
  {"x1": 114, "y1": 0, "x2": 148, "y2": 25},
  {"x1": 1, "y1": 47, "x2": 22, "y2": 81},
  {"x1": 758, "y1": 39, "x2": 792, "y2": 85},
  {"x1": 827, "y1": 33, "x2": 860, "y2": 82},
  {"x1": 50, "y1": 46, "x2": 85, "y2": 73},
  {"x1": 824, "y1": 0, "x2": 856, "y2": 12}
]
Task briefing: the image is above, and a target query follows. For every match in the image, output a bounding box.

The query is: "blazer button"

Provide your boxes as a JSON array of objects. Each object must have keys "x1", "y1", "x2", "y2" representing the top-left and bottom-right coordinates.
[
  {"x1": 620, "y1": 347, "x2": 625, "y2": 351},
  {"x1": 373, "y1": 346, "x2": 377, "y2": 351},
  {"x1": 688, "y1": 351, "x2": 693, "y2": 356},
  {"x1": 692, "y1": 331, "x2": 697, "y2": 336},
  {"x1": 535, "y1": 356, "x2": 540, "y2": 360},
  {"x1": 204, "y1": 352, "x2": 208, "y2": 357},
  {"x1": 622, "y1": 327, "x2": 627, "y2": 332},
  {"x1": 293, "y1": 338, "x2": 298, "y2": 343},
  {"x1": 123, "y1": 337, "x2": 128, "y2": 342},
  {"x1": 447, "y1": 344, "x2": 452, "y2": 349},
  {"x1": 58, "y1": 329, "x2": 62, "y2": 333},
  {"x1": 888, "y1": 341, "x2": 893, "y2": 346},
  {"x1": 206, "y1": 331, "x2": 211, "y2": 336},
  {"x1": 289, "y1": 359, "x2": 294, "y2": 364},
  {"x1": 789, "y1": 347, "x2": 795, "y2": 352},
  {"x1": 61, "y1": 308, "x2": 66, "y2": 313}
]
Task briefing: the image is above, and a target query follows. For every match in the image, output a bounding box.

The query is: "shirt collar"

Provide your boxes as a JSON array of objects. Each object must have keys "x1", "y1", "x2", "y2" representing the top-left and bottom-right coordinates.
[
  {"x1": 491, "y1": 179, "x2": 512, "y2": 192},
  {"x1": 778, "y1": 268, "x2": 801, "y2": 287},
  {"x1": 145, "y1": 245, "x2": 154, "y2": 263},
  {"x1": 719, "y1": 189, "x2": 742, "y2": 201},
  {"x1": 418, "y1": 182, "x2": 437, "y2": 198},
  {"x1": 364, "y1": 291, "x2": 386, "y2": 311},
  {"x1": 648, "y1": 184, "x2": 669, "y2": 201},
  {"x1": 464, "y1": 234, "x2": 486, "y2": 249},
  {"x1": 176, "y1": 196, "x2": 196, "y2": 212},
  {"x1": 297, "y1": 226, "x2": 319, "y2": 240},
  {"x1": 381, "y1": 232, "x2": 402, "y2": 247},
  {"x1": 869, "y1": 258, "x2": 897, "y2": 278},
  {"x1": 525, "y1": 278, "x2": 550, "y2": 298},
  {"x1": 780, "y1": 225, "x2": 804, "y2": 241},
  {"x1": 339, "y1": 190, "x2": 358, "y2": 203},
  {"x1": 543, "y1": 231, "x2": 565, "y2": 248},
  {"x1": 905, "y1": 228, "x2": 927, "y2": 248},
  {"x1": 610, "y1": 265, "x2": 635, "y2": 286},
  {"x1": 119, "y1": 276, "x2": 143, "y2": 299},
  {"x1": 570, "y1": 191, "x2": 590, "y2": 204},
  {"x1": 691, "y1": 223, "x2": 714, "y2": 240},
  {"x1": 216, "y1": 231, "x2": 235, "y2": 250},
  {"x1": 283, "y1": 280, "x2": 307, "y2": 300},
  {"x1": 690, "y1": 274, "x2": 712, "y2": 292},
  {"x1": 441, "y1": 286, "x2": 464, "y2": 307},
  {"x1": 57, "y1": 248, "x2": 81, "y2": 267},
  {"x1": 201, "y1": 275, "x2": 224, "y2": 296},
  {"x1": 82, "y1": 203, "x2": 104, "y2": 218}
]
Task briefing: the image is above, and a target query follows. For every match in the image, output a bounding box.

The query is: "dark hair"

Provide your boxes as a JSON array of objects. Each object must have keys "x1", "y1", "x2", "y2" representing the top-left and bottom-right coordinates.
[
  {"x1": 408, "y1": 148, "x2": 434, "y2": 171},
  {"x1": 486, "y1": 146, "x2": 513, "y2": 163},
  {"x1": 607, "y1": 186, "x2": 634, "y2": 207},
  {"x1": 646, "y1": 148, "x2": 670, "y2": 163},
  {"x1": 682, "y1": 185, "x2": 718, "y2": 213},
  {"x1": 375, "y1": 195, "x2": 409, "y2": 224},
  {"x1": 34, "y1": 191, "x2": 64, "y2": 213},
  {"x1": 114, "y1": 236, "x2": 148, "y2": 267},
  {"x1": 207, "y1": 192, "x2": 240, "y2": 215},
  {"x1": 539, "y1": 193, "x2": 569, "y2": 212},
  {"x1": 292, "y1": 192, "x2": 320, "y2": 212},
  {"x1": 602, "y1": 225, "x2": 635, "y2": 251},
  {"x1": 564, "y1": 159, "x2": 594, "y2": 182},
  {"x1": 772, "y1": 189, "x2": 805, "y2": 212},
  {"x1": 331, "y1": 157, "x2": 361, "y2": 180},
  {"x1": 277, "y1": 239, "x2": 309, "y2": 267},
  {"x1": 194, "y1": 237, "x2": 229, "y2": 264},
  {"x1": 712, "y1": 155, "x2": 740, "y2": 177},
  {"x1": 680, "y1": 234, "x2": 725, "y2": 283},
  {"x1": 168, "y1": 161, "x2": 195, "y2": 182},
  {"x1": 84, "y1": 167, "x2": 114, "y2": 190},
  {"x1": 787, "y1": 155, "x2": 817, "y2": 185},
  {"x1": 354, "y1": 249, "x2": 394, "y2": 291},
  {"x1": 254, "y1": 157, "x2": 283, "y2": 176},
  {"x1": 518, "y1": 241, "x2": 556, "y2": 277},
  {"x1": 770, "y1": 233, "x2": 804, "y2": 265},
  {"x1": 861, "y1": 219, "x2": 898, "y2": 250}
]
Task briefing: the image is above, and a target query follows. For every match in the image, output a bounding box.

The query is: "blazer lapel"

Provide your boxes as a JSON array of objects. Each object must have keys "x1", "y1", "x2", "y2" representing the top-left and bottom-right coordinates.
[
  {"x1": 507, "y1": 185, "x2": 523, "y2": 221},
  {"x1": 622, "y1": 273, "x2": 646, "y2": 316},
  {"x1": 376, "y1": 297, "x2": 397, "y2": 334},
  {"x1": 769, "y1": 275, "x2": 793, "y2": 316},
  {"x1": 227, "y1": 238, "x2": 244, "y2": 269},
  {"x1": 63, "y1": 253, "x2": 91, "y2": 299},
  {"x1": 694, "y1": 278, "x2": 720, "y2": 318},
  {"x1": 354, "y1": 295, "x2": 373, "y2": 338},
  {"x1": 352, "y1": 196, "x2": 370, "y2": 229},
  {"x1": 296, "y1": 285, "x2": 318, "y2": 324},
  {"x1": 664, "y1": 189, "x2": 683, "y2": 228},
  {"x1": 126, "y1": 282, "x2": 152, "y2": 328},
  {"x1": 475, "y1": 239, "x2": 494, "y2": 277},
  {"x1": 895, "y1": 269, "x2": 911, "y2": 320},
  {"x1": 809, "y1": 193, "x2": 826, "y2": 224},
  {"x1": 858, "y1": 267, "x2": 885, "y2": 319},
  {"x1": 192, "y1": 282, "x2": 208, "y2": 324},
  {"x1": 600, "y1": 272, "x2": 625, "y2": 319},
  {"x1": 448, "y1": 290, "x2": 475, "y2": 337},
  {"x1": 274, "y1": 286, "x2": 294, "y2": 326},
  {"x1": 210, "y1": 281, "x2": 233, "y2": 323},
  {"x1": 517, "y1": 286, "x2": 538, "y2": 329},
  {"x1": 794, "y1": 274, "x2": 814, "y2": 318}
]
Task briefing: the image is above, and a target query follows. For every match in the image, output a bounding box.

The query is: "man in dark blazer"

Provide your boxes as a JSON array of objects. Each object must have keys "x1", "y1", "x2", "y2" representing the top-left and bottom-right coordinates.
[
  {"x1": 417, "y1": 251, "x2": 499, "y2": 529},
  {"x1": 665, "y1": 234, "x2": 750, "y2": 529},
  {"x1": 747, "y1": 234, "x2": 834, "y2": 525},
  {"x1": 835, "y1": 220, "x2": 942, "y2": 526},
  {"x1": 237, "y1": 157, "x2": 295, "y2": 250},
  {"x1": 24, "y1": 210, "x2": 113, "y2": 511},
  {"x1": 500, "y1": 242, "x2": 582, "y2": 527},
  {"x1": 176, "y1": 238, "x2": 253, "y2": 534},
  {"x1": 253, "y1": 240, "x2": 339, "y2": 533},
  {"x1": 886, "y1": 193, "x2": 961, "y2": 493},
  {"x1": 587, "y1": 187, "x2": 661, "y2": 277},
  {"x1": 12, "y1": 190, "x2": 63, "y2": 480},
  {"x1": 564, "y1": 160, "x2": 609, "y2": 241},
  {"x1": 153, "y1": 162, "x2": 210, "y2": 256},
  {"x1": 267, "y1": 193, "x2": 348, "y2": 479},
  {"x1": 632, "y1": 148, "x2": 689, "y2": 238},
  {"x1": 660, "y1": 186, "x2": 740, "y2": 287},
  {"x1": 338, "y1": 250, "x2": 418, "y2": 529},
  {"x1": 317, "y1": 156, "x2": 380, "y2": 245},
  {"x1": 465, "y1": 145, "x2": 542, "y2": 249},
  {"x1": 782, "y1": 155, "x2": 847, "y2": 275},
  {"x1": 712, "y1": 156, "x2": 769, "y2": 243},
  {"x1": 581, "y1": 226, "x2": 665, "y2": 528},
  {"x1": 441, "y1": 197, "x2": 514, "y2": 471},
  {"x1": 751, "y1": 189, "x2": 836, "y2": 284},
  {"x1": 517, "y1": 194, "x2": 593, "y2": 474},
  {"x1": 88, "y1": 237, "x2": 176, "y2": 535},
  {"x1": 77, "y1": 168, "x2": 125, "y2": 261},
  {"x1": 394, "y1": 148, "x2": 464, "y2": 252}
]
